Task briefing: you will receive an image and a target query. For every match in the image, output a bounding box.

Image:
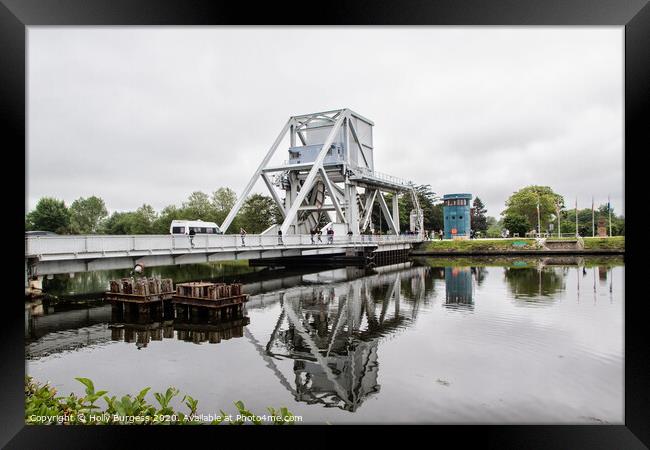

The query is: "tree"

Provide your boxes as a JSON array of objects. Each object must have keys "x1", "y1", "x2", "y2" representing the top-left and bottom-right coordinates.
[
  {"x1": 101, "y1": 212, "x2": 132, "y2": 235},
  {"x1": 502, "y1": 213, "x2": 530, "y2": 237},
  {"x1": 101, "y1": 204, "x2": 157, "y2": 234},
  {"x1": 559, "y1": 204, "x2": 625, "y2": 236},
  {"x1": 502, "y1": 186, "x2": 564, "y2": 232},
  {"x1": 130, "y1": 204, "x2": 157, "y2": 234},
  {"x1": 470, "y1": 197, "x2": 488, "y2": 234},
  {"x1": 182, "y1": 191, "x2": 214, "y2": 221},
  {"x1": 382, "y1": 184, "x2": 442, "y2": 233},
  {"x1": 486, "y1": 216, "x2": 502, "y2": 238},
  {"x1": 25, "y1": 198, "x2": 71, "y2": 233},
  {"x1": 212, "y1": 187, "x2": 237, "y2": 224},
  {"x1": 237, "y1": 194, "x2": 281, "y2": 234},
  {"x1": 151, "y1": 205, "x2": 182, "y2": 234},
  {"x1": 69, "y1": 196, "x2": 108, "y2": 234}
]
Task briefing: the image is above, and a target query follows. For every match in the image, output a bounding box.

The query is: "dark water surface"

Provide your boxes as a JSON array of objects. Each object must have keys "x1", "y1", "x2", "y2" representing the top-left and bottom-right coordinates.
[{"x1": 26, "y1": 256, "x2": 624, "y2": 424}]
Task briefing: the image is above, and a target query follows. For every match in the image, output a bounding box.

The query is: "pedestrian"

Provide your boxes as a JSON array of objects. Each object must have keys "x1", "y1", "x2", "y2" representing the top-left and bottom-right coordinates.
[
  {"x1": 347, "y1": 230, "x2": 353, "y2": 242},
  {"x1": 189, "y1": 227, "x2": 196, "y2": 248},
  {"x1": 277, "y1": 228, "x2": 283, "y2": 245},
  {"x1": 240, "y1": 227, "x2": 247, "y2": 246},
  {"x1": 327, "y1": 227, "x2": 334, "y2": 244},
  {"x1": 317, "y1": 228, "x2": 322, "y2": 243},
  {"x1": 438, "y1": 229, "x2": 443, "y2": 240},
  {"x1": 310, "y1": 228, "x2": 315, "y2": 244}
]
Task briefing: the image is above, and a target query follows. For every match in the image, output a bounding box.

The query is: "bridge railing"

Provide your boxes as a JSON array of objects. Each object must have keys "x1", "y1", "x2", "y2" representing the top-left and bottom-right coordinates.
[{"x1": 25, "y1": 233, "x2": 423, "y2": 258}]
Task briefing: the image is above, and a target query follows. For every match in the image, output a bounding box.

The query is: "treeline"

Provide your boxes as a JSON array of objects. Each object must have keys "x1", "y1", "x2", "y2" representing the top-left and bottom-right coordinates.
[
  {"x1": 25, "y1": 185, "x2": 447, "y2": 236},
  {"x1": 487, "y1": 185, "x2": 625, "y2": 237},
  {"x1": 24, "y1": 184, "x2": 624, "y2": 237},
  {"x1": 25, "y1": 188, "x2": 282, "y2": 235}
]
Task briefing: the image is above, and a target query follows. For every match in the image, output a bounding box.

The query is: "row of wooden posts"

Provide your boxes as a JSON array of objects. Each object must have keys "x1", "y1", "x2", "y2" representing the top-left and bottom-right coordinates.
[
  {"x1": 109, "y1": 277, "x2": 174, "y2": 296},
  {"x1": 108, "y1": 277, "x2": 244, "y2": 300},
  {"x1": 175, "y1": 282, "x2": 243, "y2": 299}
]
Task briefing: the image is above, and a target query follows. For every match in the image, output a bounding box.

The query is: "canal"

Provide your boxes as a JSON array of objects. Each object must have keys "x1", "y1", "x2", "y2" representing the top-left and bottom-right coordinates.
[{"x1": 25, "y1": 256, "x2": 624, "y2": 424}]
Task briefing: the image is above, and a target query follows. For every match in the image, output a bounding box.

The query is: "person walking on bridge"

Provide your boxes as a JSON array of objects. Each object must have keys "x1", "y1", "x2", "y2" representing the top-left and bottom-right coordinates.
[
  {"x1": 317, "y1": 228, "x2": 323, "y2": 243},
  {"x1": 327, "y1": 227, "x2": 334, "y2": 244},
  {"x1": 189, "y1": 227, "x2": 196, "y2": 248},
  {"x1": 310, "y1": 228, "x2": 316, "y2": 244},
  {"x1": 277, "y1": 229, "x2": 283, "y2": 245},
  {"x1": 240, "y1": 228, "x2": 247, "y2": 246}
]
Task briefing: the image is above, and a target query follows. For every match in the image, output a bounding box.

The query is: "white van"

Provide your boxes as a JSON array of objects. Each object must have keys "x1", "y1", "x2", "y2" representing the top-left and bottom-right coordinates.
[{"x1": 169, "y1": 220, "x2": 221, "y2": 235}]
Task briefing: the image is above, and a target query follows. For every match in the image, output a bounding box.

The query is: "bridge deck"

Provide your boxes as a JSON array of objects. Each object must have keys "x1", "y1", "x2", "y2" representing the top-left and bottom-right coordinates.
[{"x1": 26, "y1": 234, "x2": 422, "y2": 263}]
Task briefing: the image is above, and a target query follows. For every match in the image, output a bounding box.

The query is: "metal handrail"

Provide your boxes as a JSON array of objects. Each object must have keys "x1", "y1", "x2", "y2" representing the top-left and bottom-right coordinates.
[
  {"x1": 351, "y1": 166, "x2": 411, "y2": 187},
  {"x1": 25, "y1": 233, "x2": 423, "y2": 258}
]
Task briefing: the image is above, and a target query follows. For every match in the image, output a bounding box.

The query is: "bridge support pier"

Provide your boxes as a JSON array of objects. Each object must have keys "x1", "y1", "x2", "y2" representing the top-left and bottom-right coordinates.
[{"x1": 25, "y1": 259, "x2": 44, "y2": 297}]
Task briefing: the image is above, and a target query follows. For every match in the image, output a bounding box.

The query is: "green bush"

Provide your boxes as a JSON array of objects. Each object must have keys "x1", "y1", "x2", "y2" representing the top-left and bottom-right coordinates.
[{"x1": 25, "y1": 376, "x2": 296, "y2": 425}]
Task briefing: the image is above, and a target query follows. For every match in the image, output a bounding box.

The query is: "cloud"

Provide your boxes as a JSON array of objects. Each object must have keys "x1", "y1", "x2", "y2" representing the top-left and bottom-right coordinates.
[{"x1": 27, "y1": 27, "x2": 623, "y2": 217}]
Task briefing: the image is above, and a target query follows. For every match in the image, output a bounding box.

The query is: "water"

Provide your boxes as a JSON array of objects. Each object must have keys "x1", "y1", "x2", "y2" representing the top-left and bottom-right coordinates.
[{"x1": 26, "y1": 256, "x2": 624, "y2": 424}]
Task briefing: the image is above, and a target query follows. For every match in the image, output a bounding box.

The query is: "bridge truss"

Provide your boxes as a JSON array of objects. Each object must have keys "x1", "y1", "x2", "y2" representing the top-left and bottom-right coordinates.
[{"x1": 220, "y1": 109, "x2": 424, "y2": 236}]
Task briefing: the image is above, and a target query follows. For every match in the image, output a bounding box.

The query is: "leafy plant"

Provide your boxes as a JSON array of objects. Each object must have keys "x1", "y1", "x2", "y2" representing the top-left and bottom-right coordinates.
[{"x1": 25, "y1": 377, "x2": 295, "y2": 425}]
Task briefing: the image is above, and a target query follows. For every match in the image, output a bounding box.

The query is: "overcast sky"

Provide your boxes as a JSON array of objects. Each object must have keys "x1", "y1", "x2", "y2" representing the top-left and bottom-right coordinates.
[{"x1": 27, "y1": 27, "x2": 624, "y2": 218}]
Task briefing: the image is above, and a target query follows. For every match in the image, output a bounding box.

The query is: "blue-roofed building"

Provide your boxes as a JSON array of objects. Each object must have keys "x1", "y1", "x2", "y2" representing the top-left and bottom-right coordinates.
[{"x1": 443, "y1": 193, "x2": 472, "y2": 239}]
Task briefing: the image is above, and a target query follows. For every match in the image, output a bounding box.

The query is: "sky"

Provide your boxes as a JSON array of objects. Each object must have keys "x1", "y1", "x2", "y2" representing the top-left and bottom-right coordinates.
[{"x1": 27, "y1": 27, "x2": 624, "y2": 218}]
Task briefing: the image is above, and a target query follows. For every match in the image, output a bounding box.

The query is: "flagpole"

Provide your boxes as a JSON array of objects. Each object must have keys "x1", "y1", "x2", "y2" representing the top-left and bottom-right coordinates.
[
  {"x1": 592, "y1": 196, "x2": 595, "y2": 237},
  {"x1": 537, "y1": 200, "x2": 541, "y2": 237},
  {"x1": 608, "y1": 195, "x2": 612, "y2": 237},
  {"x1": 575, "y1": 198, "x2": 578, "y2": 238},
  {"x1": 557, "y1": 202, "x2": 561, "y2": 238}
]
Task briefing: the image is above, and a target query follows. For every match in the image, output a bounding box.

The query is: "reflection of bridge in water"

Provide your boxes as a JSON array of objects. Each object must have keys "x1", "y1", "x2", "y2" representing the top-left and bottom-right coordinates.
[
  {"x1": 25, "y1": 262, "x2": 429, "y2": 365},
  {"x1": 245, "y1": 263, "x2": 429, "y2": 412}
]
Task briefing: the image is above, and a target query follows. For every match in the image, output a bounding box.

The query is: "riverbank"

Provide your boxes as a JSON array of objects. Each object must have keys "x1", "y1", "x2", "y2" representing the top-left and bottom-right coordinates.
[{"x1": 412, "y1": 237, "x2": 624, "y2": 256}]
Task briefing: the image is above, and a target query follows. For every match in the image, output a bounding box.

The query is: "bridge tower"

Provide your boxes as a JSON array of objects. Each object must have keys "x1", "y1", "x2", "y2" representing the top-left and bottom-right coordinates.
[{"x1": 220, "y1": 109, "x2": 423, "y2": 236}]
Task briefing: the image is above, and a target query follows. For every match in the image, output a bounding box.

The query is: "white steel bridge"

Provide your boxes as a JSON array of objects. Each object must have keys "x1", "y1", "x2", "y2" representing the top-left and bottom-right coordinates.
[{"x1": 25, "y1": 233, "x2": 422, "y2": 279}]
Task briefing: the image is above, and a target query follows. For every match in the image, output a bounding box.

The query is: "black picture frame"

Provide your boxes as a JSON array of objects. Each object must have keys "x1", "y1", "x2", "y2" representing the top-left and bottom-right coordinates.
[{"x1": 2, "y1": 0, "x2": 647, "y2": 447}]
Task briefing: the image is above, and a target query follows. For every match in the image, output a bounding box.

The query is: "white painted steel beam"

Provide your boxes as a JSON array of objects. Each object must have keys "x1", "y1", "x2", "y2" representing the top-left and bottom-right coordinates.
[
  {"x1": 319, "y1": 167, "x2": 347, "y2": 224},
  {"x1": 377, "y1": 191, "x2": 399, "y2": 235},
  {"x1": 220, "y1": 118, "x2": 292, "y2": 233},
  {"x1": 361, "y1": 190, "x2": 377, "y2": 231},
  {"x1": 280, "y1": 113, "x2": 346, "y2": 235},
  {"x1": 261, "y1": 172, "x2": 287, "y2": 218},
  {"x1": 348, "y1": 120, "x2": 371, "y2": 169}
]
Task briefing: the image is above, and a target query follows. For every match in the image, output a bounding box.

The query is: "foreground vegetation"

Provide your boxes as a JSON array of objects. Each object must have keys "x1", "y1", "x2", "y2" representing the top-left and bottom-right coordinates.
[{"x1": 25, "y1": 377, "x2": 296, "y2": 425}]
